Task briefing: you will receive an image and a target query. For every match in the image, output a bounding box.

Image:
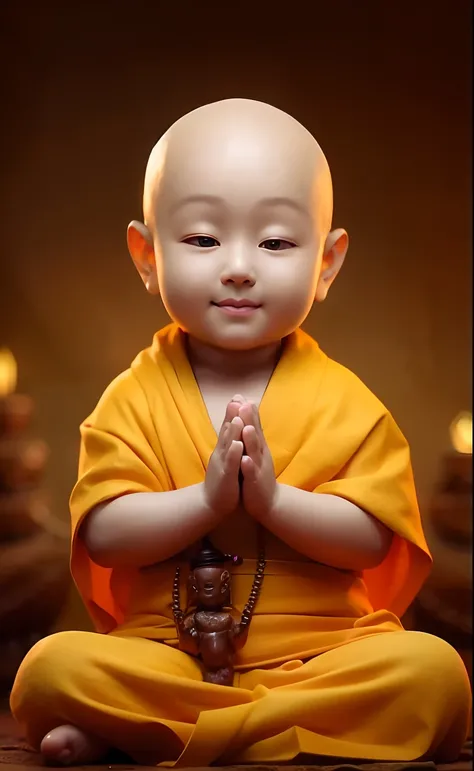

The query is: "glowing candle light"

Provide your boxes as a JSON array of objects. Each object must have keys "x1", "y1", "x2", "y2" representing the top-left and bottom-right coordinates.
[
  {"x1": 0, "y1": 348, "x2": 17, "y2": 397},
  {"x1": 450, "y1": 412, "x2": 472, "y2": 455}
]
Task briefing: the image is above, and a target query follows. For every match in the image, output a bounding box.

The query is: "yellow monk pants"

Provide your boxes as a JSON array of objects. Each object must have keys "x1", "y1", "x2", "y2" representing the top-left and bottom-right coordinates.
[{"x1": 10, "y1": 629, "x2": 471, "y2": 767}]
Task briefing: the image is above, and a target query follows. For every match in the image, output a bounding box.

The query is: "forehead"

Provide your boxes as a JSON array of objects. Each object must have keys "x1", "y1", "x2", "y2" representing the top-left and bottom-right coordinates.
[{"x1": 157, "y1": 130, "x2": 318, "y2": 214}]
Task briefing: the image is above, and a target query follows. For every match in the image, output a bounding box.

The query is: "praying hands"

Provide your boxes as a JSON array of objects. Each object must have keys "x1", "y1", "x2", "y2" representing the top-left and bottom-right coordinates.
[{"x1": 229, "y1": 395, "x2": 277, "y2": 519}]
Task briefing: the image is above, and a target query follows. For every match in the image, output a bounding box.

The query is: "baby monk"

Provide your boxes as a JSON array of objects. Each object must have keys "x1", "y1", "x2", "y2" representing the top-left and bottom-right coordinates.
[{"x1": 10, "y1": 98, "x2": 471, "y2": 767}]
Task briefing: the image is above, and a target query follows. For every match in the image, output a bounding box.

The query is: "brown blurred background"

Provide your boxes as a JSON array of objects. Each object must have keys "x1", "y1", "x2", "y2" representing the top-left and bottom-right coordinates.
[{"x1": 0, "y1": 3, "x2": 471, "y2": 637}]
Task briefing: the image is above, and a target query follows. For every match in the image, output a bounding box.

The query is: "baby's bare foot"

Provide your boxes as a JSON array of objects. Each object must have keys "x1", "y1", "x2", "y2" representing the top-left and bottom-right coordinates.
[{"x1": 40, "y1": 724, "x2": 109, "y2": 766}]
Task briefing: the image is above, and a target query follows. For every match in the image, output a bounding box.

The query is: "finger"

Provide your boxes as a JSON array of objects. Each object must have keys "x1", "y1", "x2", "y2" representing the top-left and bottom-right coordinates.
[
  {"x1": 225, "y1": 439, "x2": 243, "y2": 473},
  {"x1": 217, "y1": 420, "x2": 228, "y2": 444},
  {"x1": 250, "y1": 402, "x2": 265, "y2": 441},
  {"x1": 252, "y1": 402, "x2": 263, "y2": 428},
  {"x1": 230, "y1": 394, "x2": 247, "y2": 404},
  {"x1": 224, "y1": 400, "x2": 241, "y2": 423},
  {"x1": 249, "y1": 403, "x2": 266, "y2": 447},
  {"x1": 240, "y1": 454, "x2": 257, "y2": 481},
  {"x1": 218, "y1": 402, "x2": 241, "y2": 443},
  {"x1": 230, "y1": 416, "x2": 244, "y2": 433},
  {"x1": 242, "y1": 424, "x2": 261, "y2": 462},
  {"x1": 227, "y1": 416, "x2": 244, "y2": 446},
  {"x1": 220, "y1": 416, "x2": 243, "y2": 452},
  {"x1": 238, "y1": 402, "x2": 256, "y2": 427}
]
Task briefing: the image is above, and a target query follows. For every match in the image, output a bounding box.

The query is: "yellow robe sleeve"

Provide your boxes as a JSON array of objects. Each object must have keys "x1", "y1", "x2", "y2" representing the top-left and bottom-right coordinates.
[
  {"x1": 69, "y1": 370, "x2": 171, "y2": 632},
  {"x1": 313, "y1": 368, "x2": 431, "y2": 617}
]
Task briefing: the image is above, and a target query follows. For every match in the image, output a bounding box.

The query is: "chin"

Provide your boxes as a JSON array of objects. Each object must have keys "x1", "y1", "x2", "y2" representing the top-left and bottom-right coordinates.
[
  {"x1": 213, "y1": 325, "x2": 294, "y2": 351},
  {"x1": 210, "y1": 334, "x2": 271, "y2": 352},
  {"x1": 179, "y1": 315, "x2": 295, "y2": 352},
  {"x1": 182, "y1": 323, "x2": 263, "y2": 351}
]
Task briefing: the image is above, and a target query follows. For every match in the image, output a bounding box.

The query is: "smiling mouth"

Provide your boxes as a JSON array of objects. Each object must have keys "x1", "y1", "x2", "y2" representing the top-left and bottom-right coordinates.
[{"x1": 211, "y1": 301, "x2": 261, "y2": 314}]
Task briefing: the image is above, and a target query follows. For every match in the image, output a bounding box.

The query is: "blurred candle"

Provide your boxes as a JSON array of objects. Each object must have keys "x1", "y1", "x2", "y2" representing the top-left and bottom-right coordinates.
[
  {"x1": 450, "y1": 412, "x2": 472, "y2": 455},
  {"x1": 0, "y1": 348, "x2": 17, "y2": 397}
]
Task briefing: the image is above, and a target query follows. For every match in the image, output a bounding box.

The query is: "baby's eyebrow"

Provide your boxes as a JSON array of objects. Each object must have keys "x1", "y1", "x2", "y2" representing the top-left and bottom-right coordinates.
[
  {"x1": 169, "y1": 194, "x2": 310, "y2": 220},
  {"x1": 257, "y1": 197, "x2": 310, "y2": 219},
  {"x1": 258, "y1": 196, "x2": 304, "y2": 211}
]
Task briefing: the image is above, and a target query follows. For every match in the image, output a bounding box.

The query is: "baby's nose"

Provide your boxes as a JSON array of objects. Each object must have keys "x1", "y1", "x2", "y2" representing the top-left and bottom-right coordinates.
[
  {"x1": 220, "y1": 247, "x2": 256, "y2": 286},
  {"x1": 221, "y1": 272, "x2": 255, "y2": 286}
]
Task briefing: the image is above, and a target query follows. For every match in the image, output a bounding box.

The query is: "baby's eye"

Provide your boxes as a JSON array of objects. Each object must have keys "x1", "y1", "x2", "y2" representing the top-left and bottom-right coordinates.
[
  {"x1": 259, "y1": 238, "x2": 296, "y2": 251},
  {"x1": 183, "y1": 236, "x2": 220, "y2": 248}
]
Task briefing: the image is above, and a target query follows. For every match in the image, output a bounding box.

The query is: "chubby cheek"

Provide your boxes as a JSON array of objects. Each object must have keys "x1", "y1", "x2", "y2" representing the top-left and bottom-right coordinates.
[
  {"x1": 268, "y1": 260, "x2": 319, "y2": 317},
  {"x1": 270, "y1": 287, "x2": 315, "y2": 332},
  {"x1": 158, "y1": 262, "x2": 212, "y2": 323}
]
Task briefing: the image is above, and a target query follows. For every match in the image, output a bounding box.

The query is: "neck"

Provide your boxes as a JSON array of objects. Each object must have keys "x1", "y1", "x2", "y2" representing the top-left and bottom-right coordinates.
[{"x1": 186, "y1": 335, "x2": 282, "y2": 380}]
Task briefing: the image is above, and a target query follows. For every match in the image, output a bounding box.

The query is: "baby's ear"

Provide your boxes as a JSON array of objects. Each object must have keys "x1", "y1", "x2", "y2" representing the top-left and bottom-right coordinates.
[
  {"x1": 127, "y1": 221, "x2": 159, "y2": 295},
  {"x1": 314, "y1": 228, "x2": 349, "y2": 303}
]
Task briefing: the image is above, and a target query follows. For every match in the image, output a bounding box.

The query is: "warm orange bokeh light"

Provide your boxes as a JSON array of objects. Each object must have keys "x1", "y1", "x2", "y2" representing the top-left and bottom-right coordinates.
[
  {"x1": 0, "y1": 348, "x2": 17, "y2": 397},
  {"x1": 450, "y1": 412, "x2": 472, "y2": 455}
]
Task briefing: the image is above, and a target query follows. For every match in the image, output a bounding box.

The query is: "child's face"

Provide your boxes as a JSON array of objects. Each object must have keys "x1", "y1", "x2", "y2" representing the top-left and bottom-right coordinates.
[{"x1": 130, "y1": 100, "x2": 344, "y2": 351}]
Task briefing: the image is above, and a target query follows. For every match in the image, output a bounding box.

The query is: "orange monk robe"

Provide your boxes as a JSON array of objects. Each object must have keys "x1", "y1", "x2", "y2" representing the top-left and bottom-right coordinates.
[
  {"x1": 70, "y1": 323, "x2": 431, "y2": 639},
  {"x1": 10, "y1": 324, "x2": 471, "y2": 765}
]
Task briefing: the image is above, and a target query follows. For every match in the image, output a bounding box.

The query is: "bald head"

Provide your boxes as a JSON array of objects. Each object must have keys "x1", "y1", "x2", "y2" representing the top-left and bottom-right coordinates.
[
  {"x1": 143, "y1": 98, "x2": 333, "y2": 236},
  {"x1": 128, "y1": 98, "x2": 348, "y2": 348}
]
